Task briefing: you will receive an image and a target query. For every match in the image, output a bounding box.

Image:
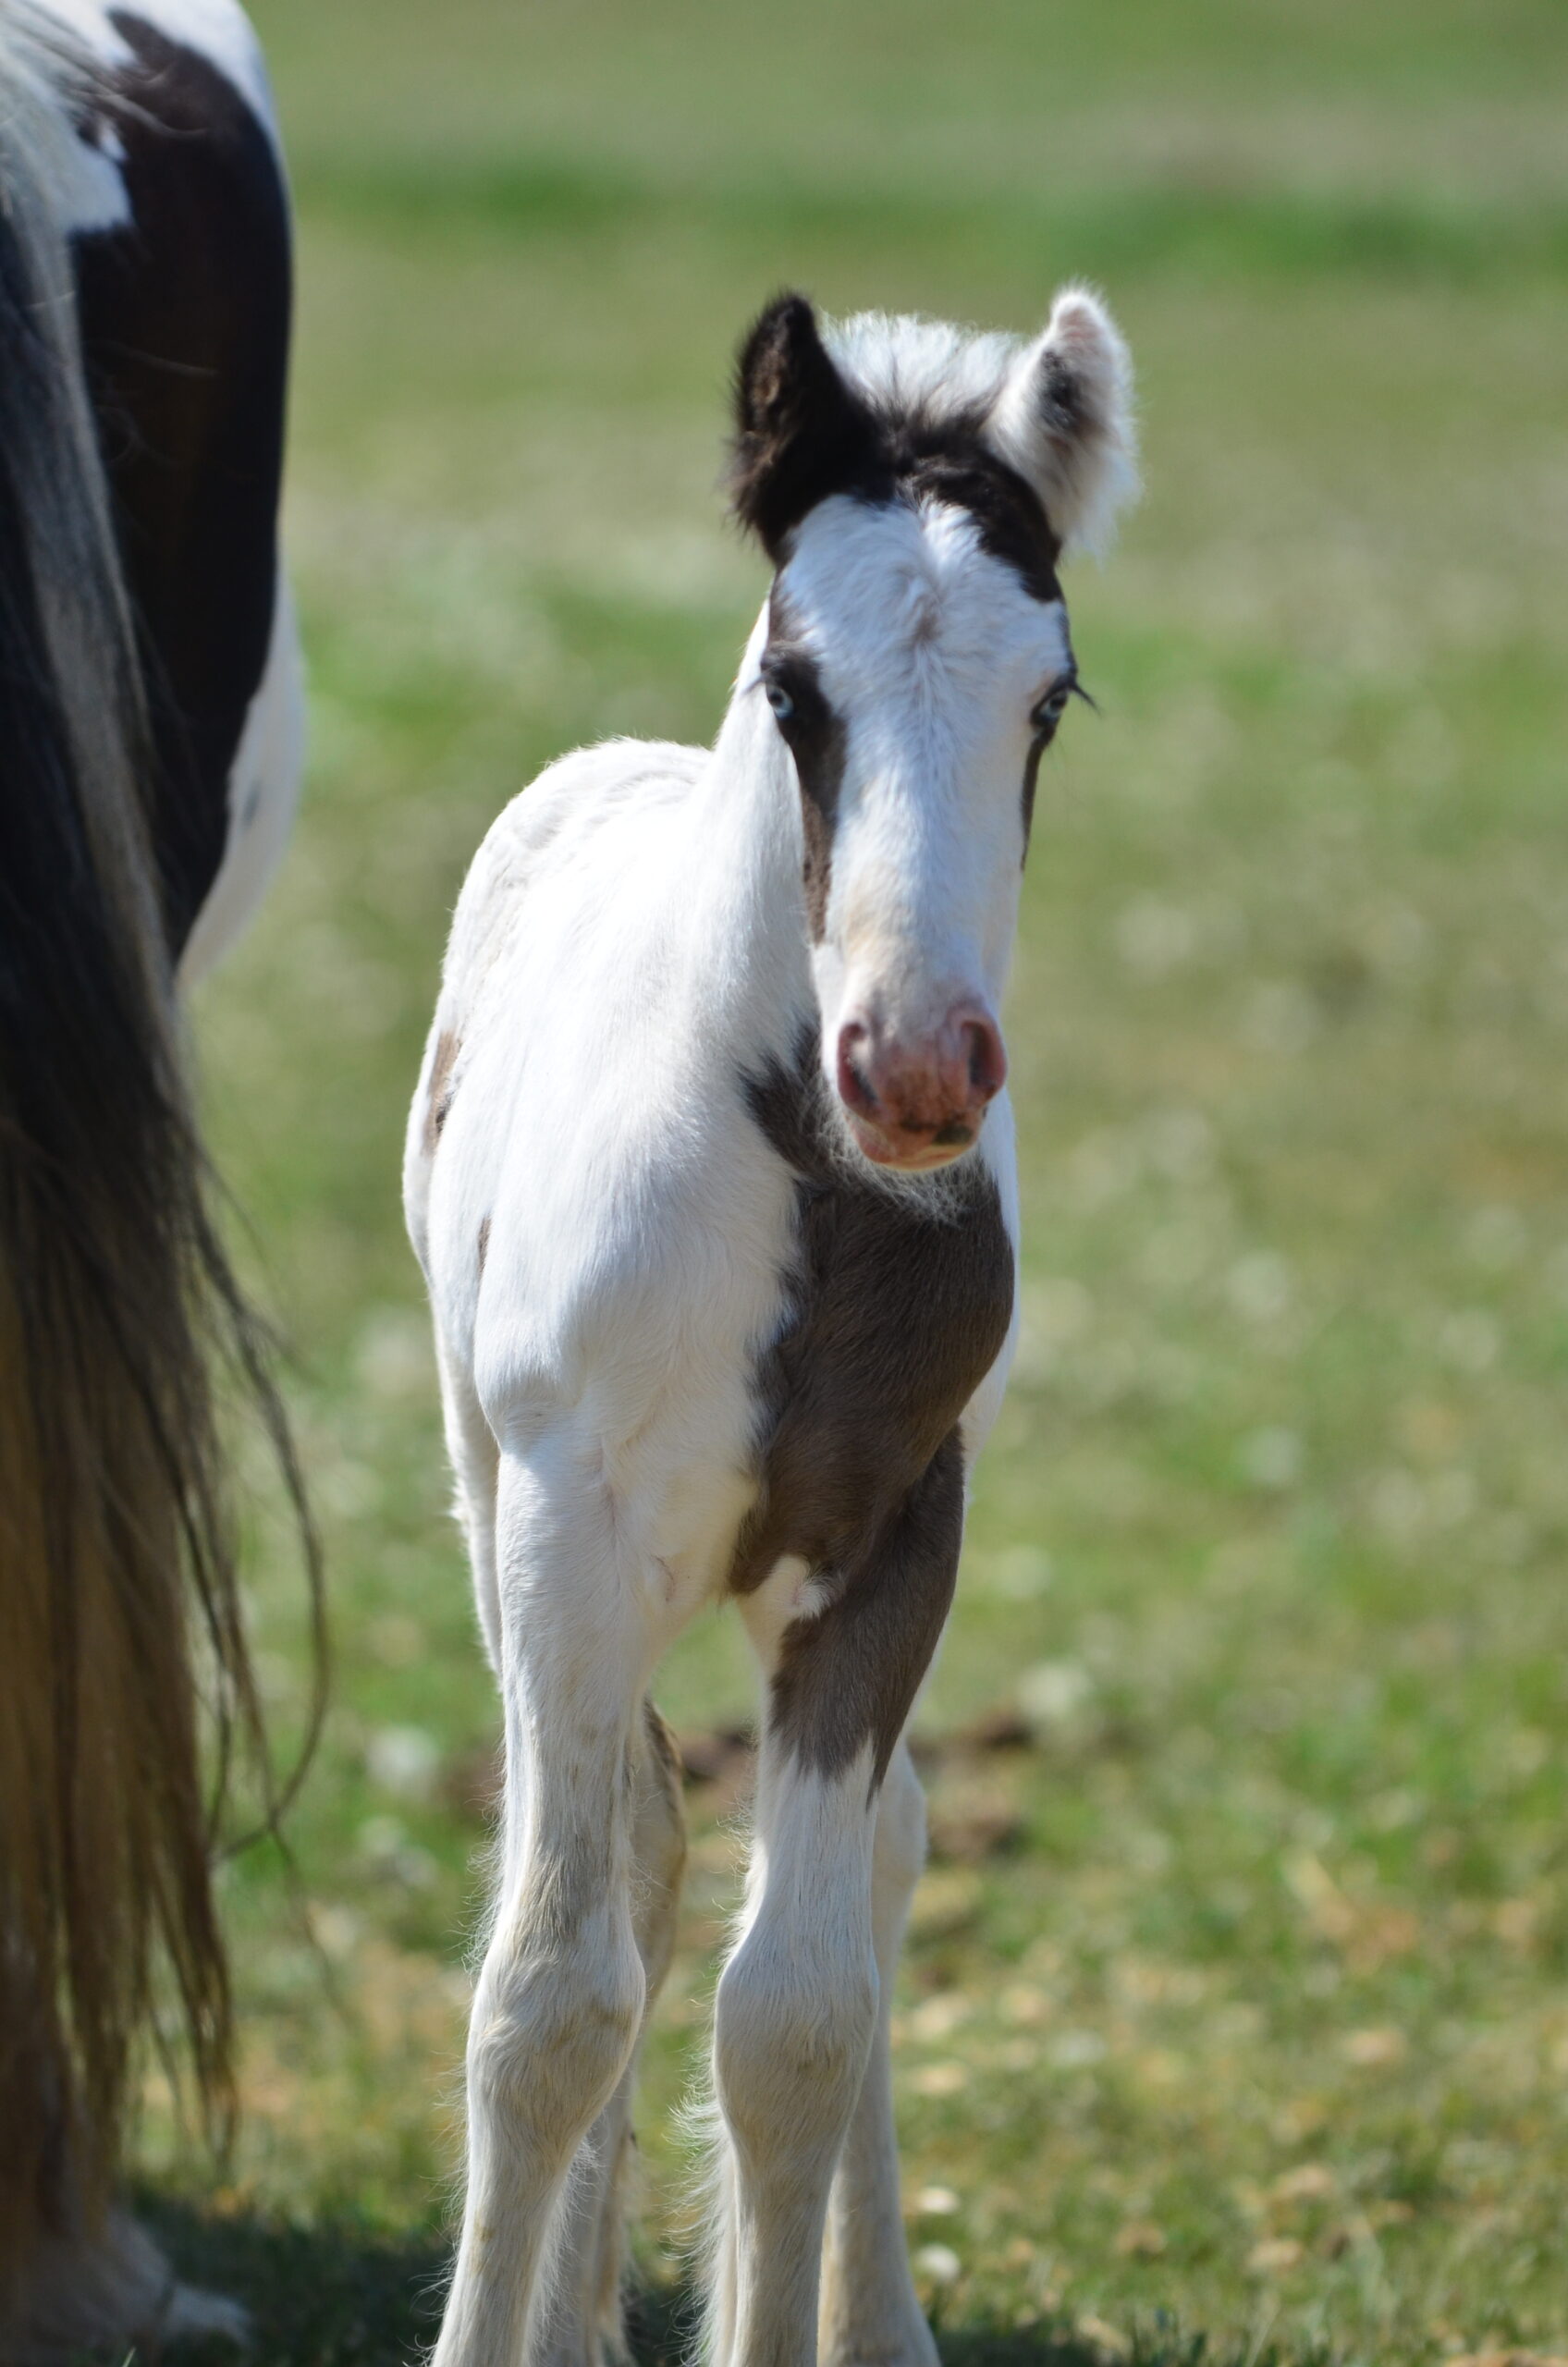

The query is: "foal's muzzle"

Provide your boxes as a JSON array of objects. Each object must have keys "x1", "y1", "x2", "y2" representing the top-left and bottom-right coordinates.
[{"x1": 835, "y1": 1001, "x2": 1007, "y2": 1171}]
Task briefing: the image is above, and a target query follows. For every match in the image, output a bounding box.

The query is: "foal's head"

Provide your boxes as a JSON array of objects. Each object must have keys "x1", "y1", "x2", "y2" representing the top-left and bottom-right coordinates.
[{"x1": 731, "y1": 290, "x2": 1136, "y2": 1173}]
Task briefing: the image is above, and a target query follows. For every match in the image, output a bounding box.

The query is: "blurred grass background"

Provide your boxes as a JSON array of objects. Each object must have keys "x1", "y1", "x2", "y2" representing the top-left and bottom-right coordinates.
[{"x1": 152, "y1": 0, "x2": 1568, "y2": 2357}]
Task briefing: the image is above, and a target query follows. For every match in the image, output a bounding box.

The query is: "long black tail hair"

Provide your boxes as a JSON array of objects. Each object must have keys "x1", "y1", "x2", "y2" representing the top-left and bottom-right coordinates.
[{"x1": 0, "y1": 8, "x2": 322, "y2": 2306}]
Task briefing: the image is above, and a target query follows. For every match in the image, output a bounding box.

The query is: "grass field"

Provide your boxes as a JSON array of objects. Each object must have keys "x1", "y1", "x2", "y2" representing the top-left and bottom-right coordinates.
[{"x1": 147, "y1": 1, "x2": 1568, "y2": 2358}]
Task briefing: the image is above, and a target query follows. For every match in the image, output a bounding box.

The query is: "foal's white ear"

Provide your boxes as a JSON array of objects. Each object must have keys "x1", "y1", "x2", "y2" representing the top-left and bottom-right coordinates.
[{"x1": 985, "y1": 287, "x2": 1138, "y2": 558}]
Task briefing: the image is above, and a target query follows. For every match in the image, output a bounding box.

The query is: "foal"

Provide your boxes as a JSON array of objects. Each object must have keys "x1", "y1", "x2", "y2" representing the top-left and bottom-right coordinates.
[{"x1": 406, "y1": 287, "x2": 1136, "y2": 2366}]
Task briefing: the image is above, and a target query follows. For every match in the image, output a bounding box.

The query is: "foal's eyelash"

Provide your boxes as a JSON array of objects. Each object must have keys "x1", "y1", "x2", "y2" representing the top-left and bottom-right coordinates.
[{"x1": 1033, "y1": 667, "x2": 1096, "y2": 722}]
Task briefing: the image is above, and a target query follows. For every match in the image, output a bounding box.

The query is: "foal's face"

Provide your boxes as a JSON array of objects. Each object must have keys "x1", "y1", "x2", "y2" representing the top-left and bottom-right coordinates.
[
  {"x1": 729, "y1": 289, "x2": 1136, "y2": 1175},
  {"x1": 760, "y1": 493, "x2": 1077, "y2": 1171}
]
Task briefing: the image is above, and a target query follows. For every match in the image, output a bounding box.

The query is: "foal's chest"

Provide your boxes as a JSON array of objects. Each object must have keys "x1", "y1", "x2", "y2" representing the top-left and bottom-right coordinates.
[{"x1": 730, "y1": 1051, "x2": 1015, "y2": 1593}]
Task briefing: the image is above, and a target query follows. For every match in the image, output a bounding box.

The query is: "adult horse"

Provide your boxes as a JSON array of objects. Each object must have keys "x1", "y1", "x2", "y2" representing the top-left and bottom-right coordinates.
[{"x1": 0, "y1": 0, "x2": 306, "y2": 2352}]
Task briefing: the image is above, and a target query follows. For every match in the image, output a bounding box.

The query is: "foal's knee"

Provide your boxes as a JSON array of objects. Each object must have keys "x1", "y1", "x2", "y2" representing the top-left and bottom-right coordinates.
[
  {"x1": 470, "y1": 1909, "x2": 645, "y2": 2154},
  {"x1": 714, "y1": 1922, "x2": 878, "y2": 2164}
]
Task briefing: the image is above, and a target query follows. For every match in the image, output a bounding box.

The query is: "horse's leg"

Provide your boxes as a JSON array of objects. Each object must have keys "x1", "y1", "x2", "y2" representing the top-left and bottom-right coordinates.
[
  {"x1": 706, "y1": 1701, "x2": 880, "y2": 2367},
  {"x1": 4, "y1": 2020, "x2": 237, "y2": 2351},
  {"x1": 433, "y1": 1445, "x2": 651, "y2": 2367},
  {"x1": 528, "y1": 1700, "x2": 686, "y2": 2365},
  {"x1": 817, "y1": 1741, "x2": 938, "y2": 2367},
  {"x1": 7, "y1": 2208, "x2": 248, "y2": 2363},
  {"x1": 436, "y1": 1336, "x2": 503, "y2": 1678},
  {"x1": 709, "y1": 1452, "x2": 960, "y2": 2367}
]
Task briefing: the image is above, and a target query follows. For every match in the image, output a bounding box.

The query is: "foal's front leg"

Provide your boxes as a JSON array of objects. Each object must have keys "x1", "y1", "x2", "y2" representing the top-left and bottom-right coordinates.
[
  {"x1": 708, "y1": 1719, "x2": 881, "y2": 2365},
  {"x1": 817, "y1": 1741, "x2": 939, "y2": 2367},
  {"x1": 435, "y1": 1453, "x2": 650, "y2": 2367},
  {"x1": 711, "y1": 1451, "x2": 962, "y2": 2367},
  {"x1": 529, "y1": 1702, "x2": 687, "y2": 2364}
]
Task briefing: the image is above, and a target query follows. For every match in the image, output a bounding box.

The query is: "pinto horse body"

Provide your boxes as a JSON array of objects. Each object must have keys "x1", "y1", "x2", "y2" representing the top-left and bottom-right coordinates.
[
  {"x1": 0, "y1": 1, "x2": 300, "y2": 2352},
  {"x1": 408, "y1": 291, "x2": 1135, "y2": 2364}
]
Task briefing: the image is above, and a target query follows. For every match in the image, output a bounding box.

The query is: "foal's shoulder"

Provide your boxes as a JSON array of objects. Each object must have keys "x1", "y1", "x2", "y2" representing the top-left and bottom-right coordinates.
[{"x1": 443, "y1": 736, "x2": 705, "y2": 1010}]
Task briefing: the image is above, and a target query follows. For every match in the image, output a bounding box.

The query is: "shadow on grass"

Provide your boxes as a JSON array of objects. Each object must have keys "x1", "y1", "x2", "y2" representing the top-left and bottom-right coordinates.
[{"x1": 144, "y1": 2195, "x2": 1317, "y2": 2367}]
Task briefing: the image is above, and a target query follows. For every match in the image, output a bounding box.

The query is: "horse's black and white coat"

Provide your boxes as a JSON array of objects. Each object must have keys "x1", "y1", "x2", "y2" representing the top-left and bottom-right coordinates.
[
  {"x1": 19, "y1": 0, "x2": 301, "y2": 977},
  {"x1": 407, "y1": 290, "x2": 1135, "y2": 2365},
  {"x1": 0, "y1": 3, "x2": 299, "y2": 2355}
]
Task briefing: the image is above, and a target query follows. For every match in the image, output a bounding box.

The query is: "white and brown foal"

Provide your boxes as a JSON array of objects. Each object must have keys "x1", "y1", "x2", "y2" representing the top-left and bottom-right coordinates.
[{"x1": 406, "y1": 287, "x2": 1137, "y2": 2366}]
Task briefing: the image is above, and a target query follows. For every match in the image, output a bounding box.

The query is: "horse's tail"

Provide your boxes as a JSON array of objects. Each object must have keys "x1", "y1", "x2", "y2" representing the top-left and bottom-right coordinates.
[{"x1": 0, "y1": 19, "x2": 319, "y2": 2307}]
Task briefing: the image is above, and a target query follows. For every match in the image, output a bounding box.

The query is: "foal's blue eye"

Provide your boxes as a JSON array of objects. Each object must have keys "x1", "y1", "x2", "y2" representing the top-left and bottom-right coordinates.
[
  {"x1": 1032, "y1": 667, "x2": 1090, "y2": 741},
  {"x1": 766, "y1": 681, "x2": 795, "y2": 723}
]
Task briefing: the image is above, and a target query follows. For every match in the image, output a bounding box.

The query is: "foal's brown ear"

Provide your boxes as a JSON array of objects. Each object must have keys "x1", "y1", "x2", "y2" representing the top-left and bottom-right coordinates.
[{"x1": 729, "y1": 293, "x2": 881, "y2": 558}]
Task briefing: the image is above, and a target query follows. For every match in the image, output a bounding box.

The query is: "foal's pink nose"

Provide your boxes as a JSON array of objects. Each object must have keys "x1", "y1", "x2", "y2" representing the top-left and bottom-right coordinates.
[{"x1": 836, "y1": 1002, "x2": 1007, "y2": 1169}]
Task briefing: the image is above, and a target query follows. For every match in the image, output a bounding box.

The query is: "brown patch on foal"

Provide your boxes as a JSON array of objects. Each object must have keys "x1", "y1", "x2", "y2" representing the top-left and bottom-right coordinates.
[
  {"x1": 731, "y1": 1039, "x2": 1013, "y2": 1784},
  {"x1": 769, "y1": 1431, "x2": 965, "y2": 1786},
  {"x1": 423, "y1": 1029, "x2": 461, "y2": 1155},
  {"x1": 764, "y1": 587, "x2": 846, "y2": 943}
]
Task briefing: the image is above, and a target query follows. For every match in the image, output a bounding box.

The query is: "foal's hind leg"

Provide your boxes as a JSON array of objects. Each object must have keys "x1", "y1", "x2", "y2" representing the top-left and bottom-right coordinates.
[{"x1": 529, "y1": 1701, "x2": 687, "y2": 2364}]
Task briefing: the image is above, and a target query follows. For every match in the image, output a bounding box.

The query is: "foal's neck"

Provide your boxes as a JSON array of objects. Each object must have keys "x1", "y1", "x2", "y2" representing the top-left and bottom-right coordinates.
[{"x1": 691, "y1": 603, "x2": 815, "y2": 1059}]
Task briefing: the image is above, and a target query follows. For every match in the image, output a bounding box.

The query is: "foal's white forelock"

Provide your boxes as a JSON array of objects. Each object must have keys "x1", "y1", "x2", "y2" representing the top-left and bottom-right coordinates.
[
  {"x1": 826, "y1": 312, "x2": 1023, "y2": 429},
  {"x1": 752, "y1": 488, "x2": 1072, "y2": 1084},
  {"x1": 825, "y1": 293, "x2": 1139, "y2": 561}
]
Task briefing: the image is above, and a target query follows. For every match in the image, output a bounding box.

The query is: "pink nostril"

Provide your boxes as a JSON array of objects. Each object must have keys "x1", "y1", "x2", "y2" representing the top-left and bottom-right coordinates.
[
  {"x1": 836, "y1": 1022, "x2": 876, "y2": 1116},
  {"x1": 835, "y1": 1005, "x2": 1004, "y2": 1159},
  {"x1": 957, "y1": 1012, "x2": 1007, "y2": 1105}
]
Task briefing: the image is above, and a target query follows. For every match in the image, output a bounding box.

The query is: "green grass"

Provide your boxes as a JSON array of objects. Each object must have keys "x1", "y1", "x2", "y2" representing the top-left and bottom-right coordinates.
[{"x1": 140, "y1": 0, "x2": 1568, "y2": 2356}]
